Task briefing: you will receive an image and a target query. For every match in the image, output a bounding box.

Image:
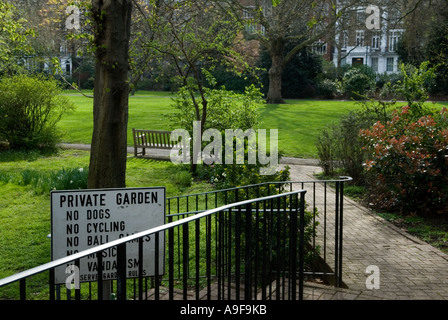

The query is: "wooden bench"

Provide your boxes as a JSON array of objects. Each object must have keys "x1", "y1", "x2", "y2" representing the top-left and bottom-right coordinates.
[{"x1": 132, "y1": 129, "x2": 175, "y2": 157}]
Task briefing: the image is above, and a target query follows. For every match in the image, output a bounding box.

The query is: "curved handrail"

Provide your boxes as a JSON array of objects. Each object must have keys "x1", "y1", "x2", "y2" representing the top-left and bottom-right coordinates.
[{"x1": 0, "y1": 190, "x2": 306, "y2": 289}]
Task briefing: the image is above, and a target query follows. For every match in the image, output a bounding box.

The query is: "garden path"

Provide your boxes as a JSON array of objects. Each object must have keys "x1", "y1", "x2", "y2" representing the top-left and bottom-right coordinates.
[{"x1": 284, "y1": 162, "x2": 448, "y2": 300}]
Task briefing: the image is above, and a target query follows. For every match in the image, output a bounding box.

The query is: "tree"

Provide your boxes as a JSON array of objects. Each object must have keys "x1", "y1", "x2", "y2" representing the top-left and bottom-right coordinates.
[
  {"x1": 222, "y1": 0, "x2": 362, "y2": 104},
  {"x1": 144, "y1": 0, "x2": 245, "y2": 128},
  {"x1": 397, "y1": 0, "x2": 448, "y2": 94},
  {"x1": 0, "y1": 0, "x2": 34, "y2": 73},
  {"x1": 87, "y1": 0, "x2": 133, "y2": 189},
  {"x1": 137, "y1": 0, "x2": 248, "y2": 171},
  {"x1": 257, "y1": 41, "x2": 323, "y2": 99}
]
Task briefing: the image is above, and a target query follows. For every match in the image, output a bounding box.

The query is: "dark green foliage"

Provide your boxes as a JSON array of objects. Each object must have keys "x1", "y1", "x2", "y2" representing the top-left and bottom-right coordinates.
[
  {"x1": 342, "y1": 66, "x2": 375, "y2": 100},
  {"x1": 257, "y1": 44, "x2": 323, "y2": 99}
]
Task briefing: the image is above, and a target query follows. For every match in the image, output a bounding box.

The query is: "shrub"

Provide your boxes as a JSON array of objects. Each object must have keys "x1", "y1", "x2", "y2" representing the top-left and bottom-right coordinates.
[
  {"x1": 342, "y1": 67, "x2": 375, "y2": 100},
  {"x1": 168, "y1": 83, "x2": 262, "y2": 135},
  {"x1": 316, "y1": 78, "x2": 342, "y2": 99},
  {"x1": 316, "y1": 128, "x2": 336, "y2": 176},
  {"x1": 393, "y1": 62, "x2": 436, "y2": 117},
  {"x1": 196, "y1": 131, "x2": 291, "y2": 202},
  {"x1": 316, "y1": 100, "x2": 396, "y2": 182},
  {"x1": 0, "y1": 74, "x2": 74, "y2": 150},
  {"x1": 360, "y1": 106, "x2": 448, "y2": 215}
]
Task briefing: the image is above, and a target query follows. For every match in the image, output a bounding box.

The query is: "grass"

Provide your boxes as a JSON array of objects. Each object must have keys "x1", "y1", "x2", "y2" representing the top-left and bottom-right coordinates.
[
  {"x1": 61, "y1": 91, "x2": 447, "y2": 158},
  {"x1": 59, "y1": 91, "x2": 366, "y2": 158},
  {"x1": 258, "y1": 99, "x2": 363, "y2": 157},
  {"x1": 59, "y1": 91, "x2": 177, "y2": 147},
  {"x1": 377, "y1": 212, "x2": 448, "y2": 254}
]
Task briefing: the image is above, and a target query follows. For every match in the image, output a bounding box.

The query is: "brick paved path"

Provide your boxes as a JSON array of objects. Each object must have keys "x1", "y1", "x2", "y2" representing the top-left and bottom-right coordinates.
[{"x1": 285, "y1": 163, "x2": 448, "y2": 300}]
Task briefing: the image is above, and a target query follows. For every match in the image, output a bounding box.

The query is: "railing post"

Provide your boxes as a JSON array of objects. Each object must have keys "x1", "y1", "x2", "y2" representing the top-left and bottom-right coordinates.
[
  {"x1": 299, "y1": 191, "x2": 306, "y2": 300},
  {"x1": 168, "y1": 215, "x2": 174, "y2": 300},
  {"x1": 289, "y1": 193, "x2": 298, "y2": 300},
  {"x1": 75, "y1": 259, "x2": 81, "y2": 300},
  {"x1": 182, "y1": 223, "x2": 189, "y2": 300},
  {"x1": 334, "y1": 181, "x2": 340, "y2": 287},
  {"x1": 97, "y1": 251, "x2": 103, "y2": 300},
  {"x1": 155, "y1": 232, "x2": 160, "y2": 300},
  {"x1": 138, "y1": 238, "x2": 144, "y2": 300},
  {"x1": 117, "y1": 243, "x2": 127, "y2": 300},
  {"x1": 338, "y1": 180, "x2": 344, "y2": 288},
  {"x1": 20, "y1": 279, "x2": 26, "y2": 301},
  {"x1": 206, "y1": 215, "x2": 212, "y2": 300},
  {"x1": 195, "y1": 219, "x2": 200, "y2": 300},
  {"x1": 244, "y1": 202, "x2": 252, "y2": 300},
  {"x1": 49, "y1": 269, "x2": 55, "y2": 301}
]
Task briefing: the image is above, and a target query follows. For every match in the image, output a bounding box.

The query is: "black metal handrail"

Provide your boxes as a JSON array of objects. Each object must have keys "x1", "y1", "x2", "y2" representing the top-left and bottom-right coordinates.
[
  {"x1": 0, "y1": 190, "x2": 307, "y2": 301},
  {"x1": 166, "y1": 177, "x2": 352, "y2": 287}
]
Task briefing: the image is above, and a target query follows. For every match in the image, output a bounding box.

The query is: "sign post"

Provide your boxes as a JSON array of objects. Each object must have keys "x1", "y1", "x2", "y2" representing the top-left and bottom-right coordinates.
[{"x1": 51, "y1": 187, "x2": 166, "y2": 292}]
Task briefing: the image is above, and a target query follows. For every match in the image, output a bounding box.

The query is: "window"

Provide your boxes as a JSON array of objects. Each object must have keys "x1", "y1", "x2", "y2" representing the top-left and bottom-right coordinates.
[
  {"x1": 341, "y1": 31, "x2": 348, "y2": 48},
  {"x1": 388, "y1": 30, "x2": 403, "y2": 52},
  {"x1": 356, "y1": 8, "x2": 365, "y2": 24},
  {"x1": 386, "y1": 57, "x2": 394, "y2": 72},
  {"x1": 356, "y1": 30, "x2": 365, "y2": 46},
  {"x1": 371, "y1": 57, "x2": 378, "y2": 72},
  {"x1": 371, "y1": 31, "x2": 381, "y2": 49},
  {"x1": 245, "y1": 24, "x2": 257, "y2": 34},
  {"x1": 243, "y1": 6, "x2": 259, "y2": 35},
  {"x1": 243, "y1": 7, "x2": 254, "y2": 19},
  {"x1": 313, "y1": 42, "x2": 327, "y2": 55}
]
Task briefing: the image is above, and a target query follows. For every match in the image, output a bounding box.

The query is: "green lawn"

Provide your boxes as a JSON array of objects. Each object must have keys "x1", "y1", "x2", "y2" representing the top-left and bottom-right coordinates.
[
  {"x1": 59, "y1": 91, "x2": 177, "y2": 147},
  {"x1": 258, "y1": 99, "x2": 364, "y2": 157},
  {"x1": 60, "y1": 91, "x2": 366, "y2": 158},
  {"x1": 62, "y1": 91, "x2": 447, "y2": 158}
]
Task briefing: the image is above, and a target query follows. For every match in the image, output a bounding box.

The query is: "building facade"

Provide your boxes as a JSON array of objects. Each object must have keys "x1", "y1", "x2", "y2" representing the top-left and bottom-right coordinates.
[
  {"x1": 238, "y1": 1, "x2": 405, "y2": 75},
  {"x1": 331, "y1": 4, "x2": 404, "y2": 74}
]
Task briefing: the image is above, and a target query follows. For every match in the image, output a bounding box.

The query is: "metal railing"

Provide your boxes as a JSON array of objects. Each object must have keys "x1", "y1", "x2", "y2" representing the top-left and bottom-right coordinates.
[
  {"x1": 0, "y1": 190, "x2": 307, "y2": 301},
  {"x1": 165, "y1": 177, "x2": 352, "y2": 288}
]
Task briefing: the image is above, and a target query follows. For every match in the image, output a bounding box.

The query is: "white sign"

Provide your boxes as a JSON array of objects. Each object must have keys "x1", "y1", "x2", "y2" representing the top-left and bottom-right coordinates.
[{"x1": 51, "y1": 187, "x2": 166, "y2": 284}]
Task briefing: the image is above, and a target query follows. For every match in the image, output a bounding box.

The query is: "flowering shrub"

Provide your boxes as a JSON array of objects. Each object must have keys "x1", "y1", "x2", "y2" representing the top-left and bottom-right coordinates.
[{"x1": 360, "y1": 106, "x2": 448, "y2": 215}]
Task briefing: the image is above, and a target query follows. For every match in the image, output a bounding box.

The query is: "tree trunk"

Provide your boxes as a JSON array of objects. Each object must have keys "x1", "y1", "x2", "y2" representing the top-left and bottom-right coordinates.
[
  {"x1": 88, "y1": 0, "x2": 132, "y2": 189},
  {"x1": 266, "y1": 42, "x2": 286, "y2": 104}
]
